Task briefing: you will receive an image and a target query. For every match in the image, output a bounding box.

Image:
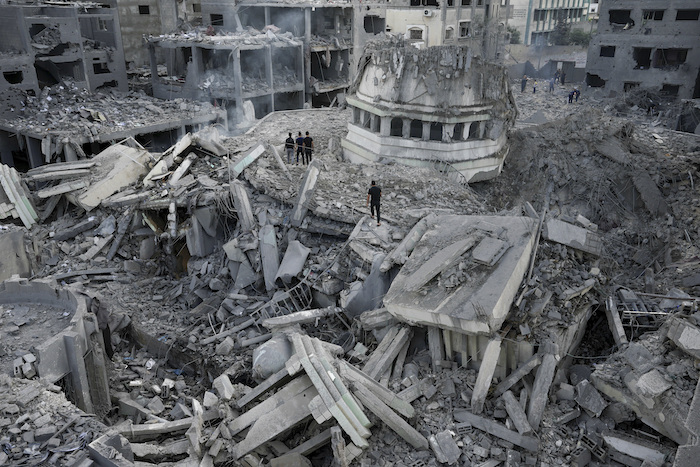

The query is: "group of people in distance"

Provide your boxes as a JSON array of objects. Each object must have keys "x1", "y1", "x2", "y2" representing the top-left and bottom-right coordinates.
[
  {"x1": 284, "y1": 132, "x2": 314, "y2": 165},
  {"x1": 520, "y1": 70, "x2": 581, "y2": 103}
]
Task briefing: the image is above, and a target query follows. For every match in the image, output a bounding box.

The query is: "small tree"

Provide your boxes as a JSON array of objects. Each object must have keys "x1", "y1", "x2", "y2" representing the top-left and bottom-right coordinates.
[
  {"x1": 507, "y1": 26, "x2": 521, "y2": 44},
  {"x1": 569, "y1": 29, "x2": 591, "y2": 46},
  {"x1": 551, "y1": 10, "x2": 571, "y2": 45}
]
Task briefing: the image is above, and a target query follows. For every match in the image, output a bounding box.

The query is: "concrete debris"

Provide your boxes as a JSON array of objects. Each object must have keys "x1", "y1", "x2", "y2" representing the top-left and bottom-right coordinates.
[{"x1": 0, "y1": 56, "x2": 697, "y2": 467}]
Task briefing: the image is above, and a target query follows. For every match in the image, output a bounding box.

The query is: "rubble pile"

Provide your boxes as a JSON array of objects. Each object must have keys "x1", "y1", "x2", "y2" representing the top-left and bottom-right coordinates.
[
  {"x1": 0, "y1": 375, "x2": 108, "y2": 466},
  {"x1": 0, "y1": 83, "x2": 219, "y2": 156},
  {"x1": 0, "y1": 83, "x2": 699, "y2": 467}
]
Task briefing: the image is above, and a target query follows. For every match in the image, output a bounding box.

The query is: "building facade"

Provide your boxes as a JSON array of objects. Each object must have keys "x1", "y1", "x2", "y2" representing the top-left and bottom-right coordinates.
[
  {"x1": 342, "y1": 41, "x2": 517, "y2": 183},
  {"x1": 586, "y1": 0, "x2": 700, "y2": 99},
  {"x1": 358, "y1": 0, "x2": 505, "y2": 61},
  {"x1": 505, "y1": 0, "x2": 591, "y2": 46},
  {"x1": 0, "y1": 1, "x2": 128, "y2": 93},
  {"x1": 116, "y1": 0, "x2": 202, "y2": 67}
]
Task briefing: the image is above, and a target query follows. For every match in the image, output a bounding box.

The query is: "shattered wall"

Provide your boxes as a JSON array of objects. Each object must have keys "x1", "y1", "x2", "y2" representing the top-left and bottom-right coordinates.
[
  {"x1": 342, "y1": 39, "x2": 517, "y2": 183},
  {"x1": 0, "y1": 2, "x2": 128, "y2": 93},
  {"x1": 586, "y1": 0, "x2": 700, "y2": 98},
  {"x1": 116, "y1": 0, "x2": 202, "y2": 66}
]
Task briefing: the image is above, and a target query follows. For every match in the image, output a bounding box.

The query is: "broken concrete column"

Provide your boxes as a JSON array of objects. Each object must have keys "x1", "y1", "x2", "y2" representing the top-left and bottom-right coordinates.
[
  {"x1": 230, "y1": 180, "x2": 255, "y2": 232},
  {"x1": 275, "y1": 240, "x2": 310, "y2": 285},
  {"x1": 259, "y1": 224, "x2": 280, "y2": 292},
  {"x1": 63, "y1": 331, "x2": 93, "y2": 414},
  {"x1": 230, "y1": 143, "x2": 265, "y2": 179},
  {"x1": 291, "y1": 159, "x2": 321, "y2": 228},
  {"x1": 527, "y1": 353, "x2": 558, "y2": 430},
  {"x1": 471, "y1": 337, "x2": 502, "y2": 414},
  {"x1": 380, "y1": 214, "x2": 435, "y2": 272}
]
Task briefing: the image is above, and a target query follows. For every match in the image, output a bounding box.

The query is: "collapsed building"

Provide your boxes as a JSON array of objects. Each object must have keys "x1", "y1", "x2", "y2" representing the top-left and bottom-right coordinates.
[
  {"x1": 0, "y1": 0, "x2": 128, "y2": 94},
  {"x1": 1, "y1": 85, "x2": 699, "y2": 465},
  {"x1": 146, "y1": 0, "x2": 356, "y2": 125},
  {"x1": 342, "y1": 40, "x2": 516, "y2": 182},
  {"x1": 585, "y1": 0, "x2": 700, "y2": 98},
  {"x1": 0, "y1": 84, "x2": 225, "y2": 171}
]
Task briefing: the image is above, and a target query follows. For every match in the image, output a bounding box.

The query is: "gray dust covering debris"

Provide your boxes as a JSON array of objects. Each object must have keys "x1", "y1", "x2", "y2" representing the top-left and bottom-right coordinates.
[{"x1": 0, "y1": 13, "x2": 699, "y2": 467}]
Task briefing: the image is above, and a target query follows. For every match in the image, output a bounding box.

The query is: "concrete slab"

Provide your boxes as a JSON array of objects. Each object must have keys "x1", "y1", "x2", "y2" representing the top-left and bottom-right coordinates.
[
  {"x1": 259, "y1": 225, "x2": 280, "y2": 292},
  {"x1": 75, "y1": 144, "x2": 150, "y2": 211},
  {"x1": 0, "y1": 230, "x2": 30, "y2": 282},
  {"x1": 275, "y1": 241, "x2": 310, "y2": 285},
  {"x1": 384, "y1": 215, "x2": 538, "y2": 335},
  {"x1": 543, "y1": 218, "x2": 602, "y2": 256}
]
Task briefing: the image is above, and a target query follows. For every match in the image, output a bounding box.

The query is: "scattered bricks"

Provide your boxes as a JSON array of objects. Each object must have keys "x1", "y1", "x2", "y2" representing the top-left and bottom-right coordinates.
[
  {"x1": 429, "y1": 430, "x2": 460, "y2": 465},
  {"x1": 571, "y1": 446, "x2": 591, "y2": 467},
  {"x1": 473, "y1": 445, "x2": 489, "y2": 458},
  {"x1": 13, "y1": 358, "x2": 24, "y2": 377},
  {"x1": 208, "y1": 438, "x2": 224, "y2": 458},
  {"x1": 575, "y1": 380, "x2": 608, "y2": 417},
  {"x1": 580, "y1": 434, "x2": 599, "y2": 452},
  {"x1": 203, "y1": 391, "x2": 219, "y2": 409},
  {"x1": 556, "y1": 383, "x2": 575, "y2": 401},
  {"x1": 635, "y1": 369, "x2": 672, "y2": 398},
  {"x1": 216, "y1": 337, "x2": 235, "y2": 356},
  {"x1": 554, "y1": 407, "x2": 581, "y2": 425},
  {"x1": 16, "y1": 385, "x2": 41, "y2": 407},
  {"x1": 34, "y1": 425, "x2": 57, "y2": 442},
  {"x1": 21, "y1": 362, "x2": 36, "y2": 379},
  {"x1": 213, "y1": 374, "x2": 234, "y2": 400},
  {"x1": 147, "y1": 396, "x2": 165, "y2": 415},
  {"x1": 3, "y1": 404, "x2": 19, "y2": 415},
  {"x1": 47, "y1": 437, "x2": 61, "y2": 448},
  {"x1": 33, "y1": 413, "x2": 52, "y2": 428},
  {"x1": 22, "y1": 431, "x2": 35, "y2": 443},
  {"x1": 161, "y1": 378, "x2": 175, "y2": 398},
  {"x1": 506, "y1": 449, "x2": 521, "y2": 467},
  {"x1": 454, "y1": 422, "x2": 472, "y2": 436},
  {"x1": 22, "y1": 353, "x2": 36, "y2": 364},
  {"x1": 170, "y1": 402, "x2": 193, "y2": 420}
]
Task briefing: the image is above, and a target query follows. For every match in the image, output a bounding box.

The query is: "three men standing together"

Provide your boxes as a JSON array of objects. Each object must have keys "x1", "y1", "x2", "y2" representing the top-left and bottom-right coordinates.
[{"x1": 288, "y1": 131, "x2": 314, "y2": 165}]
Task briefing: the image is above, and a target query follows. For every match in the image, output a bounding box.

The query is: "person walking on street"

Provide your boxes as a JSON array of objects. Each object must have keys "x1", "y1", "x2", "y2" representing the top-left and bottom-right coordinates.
[
  {"x1": 303, "y1": 131, "x2": 314, "y2": 165},
  {"x1": 284, "y1": 132, "x2": 295, "y2": 164},
  {"x1": 295, "y1": 132, "x2": 304, "y2": 165},
  {"x1": 366, "y1": 180, "x2": 381, "y2": 226}
]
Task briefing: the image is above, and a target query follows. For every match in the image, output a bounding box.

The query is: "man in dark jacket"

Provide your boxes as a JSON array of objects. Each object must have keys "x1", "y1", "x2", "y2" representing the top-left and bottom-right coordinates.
[{"x1": 366, "y1": 180, "x2": 382, "y2": 226}]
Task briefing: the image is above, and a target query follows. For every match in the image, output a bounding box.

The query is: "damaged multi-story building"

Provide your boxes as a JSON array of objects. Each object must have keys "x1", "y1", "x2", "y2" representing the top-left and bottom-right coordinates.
[
  {"x1": 505, "y1": 0, "x2": 591, "y2": 46},
  {"x1": 342, "y1": 40, "x2": 516, "y2": 182},
  {"x1": 360, "y1": 0, "x2": 504, "y2": 59},
  {"x1": 0, "y1": 0, "x2": 128, "y2": 93},
  {"x1": 585, "y1": 0, "x2": 700, "y2": 98},
  {"x1": 115, "y1": 0, "x2": 202, "y2": 67},
  {"x1": 146, "y1": 0, "x2": 356, "y2": 123}
]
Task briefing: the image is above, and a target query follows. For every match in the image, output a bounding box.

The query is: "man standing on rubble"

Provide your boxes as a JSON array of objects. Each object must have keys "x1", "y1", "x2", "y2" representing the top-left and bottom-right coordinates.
[
  {"x1": 303, "y1": 131, "x2": 314, "y2": 164},
  {"x1": 366, "y1": 180, "x2": 381, "y2": 226},
  {"x1": 285, "y1": 132, "x2": 295, "y2": 164},
  {"x1": 295, "y1": 131, "x2": 304, "y2": 165}
]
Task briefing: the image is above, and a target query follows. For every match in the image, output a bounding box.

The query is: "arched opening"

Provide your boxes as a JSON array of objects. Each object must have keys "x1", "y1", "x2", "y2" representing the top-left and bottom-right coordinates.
[
  {"x1": 468, "y1": 121, "x2": 480, "y2": 139},
  {"x1": 390, "y1": 117, "x2": 403, "y2": 137},
  {"x1": 410, "y1": 120, "x2": 423, "y2": 138},
  {"x1": 453, "y1": 123, "x2": 464, "y2": 141},
  {"x1": 429, "y1": 122, "x2": 443, "y2": 141}
]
